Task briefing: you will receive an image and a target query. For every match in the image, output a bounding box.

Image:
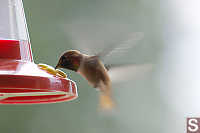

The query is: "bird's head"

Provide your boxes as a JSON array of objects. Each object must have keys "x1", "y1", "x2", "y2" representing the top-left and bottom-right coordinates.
[{"x1": 55, "y1": 50, "x2": 83, "y2": 72}]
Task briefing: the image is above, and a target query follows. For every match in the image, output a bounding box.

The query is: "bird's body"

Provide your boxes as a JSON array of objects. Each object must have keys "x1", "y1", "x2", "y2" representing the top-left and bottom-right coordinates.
[
  {"x1": 56, "y1": 50, "x2": 114, "y2": 110},
  {"x1": 78, "y1": 55, "x2": 110, "y2": 89}
]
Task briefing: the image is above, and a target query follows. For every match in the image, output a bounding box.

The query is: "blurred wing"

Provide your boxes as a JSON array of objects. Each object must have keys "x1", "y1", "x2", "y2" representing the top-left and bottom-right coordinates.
[
  {"x1": 108, "y1": 64, "x2": 153, "y2": 83},
  {"x1": 62, "y1": 23, "x2": 143, "y2": 56},
  {"x1": 97, "y1": 32, "x2": 144, "y2": 61},
  {"x1": 104, "y1": 63, "x2": 136, "y2": 71}
]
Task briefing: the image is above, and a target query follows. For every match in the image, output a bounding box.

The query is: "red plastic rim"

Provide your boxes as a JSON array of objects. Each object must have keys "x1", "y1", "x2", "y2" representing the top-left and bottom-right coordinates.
[
  {"x1": 0, "y1": 75, "x2": 78, "y2": 104},
  {"x1": 0, "y1": 60, "x2": 78, "y2": 104},
  {"x1": 0, "y1": 40, "x2": 78, "y2": 104}
]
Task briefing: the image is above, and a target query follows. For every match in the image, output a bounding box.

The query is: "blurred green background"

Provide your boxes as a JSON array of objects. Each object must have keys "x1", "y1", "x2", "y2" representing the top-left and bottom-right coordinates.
[{"x1": 0, "y1": 0, "x2": 166, "y2": 133}]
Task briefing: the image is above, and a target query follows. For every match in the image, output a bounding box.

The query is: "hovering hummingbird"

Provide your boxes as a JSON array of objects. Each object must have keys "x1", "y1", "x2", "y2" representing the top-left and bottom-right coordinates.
[
  {"x1": 55, "y1": 32, "x2": 148, "y2": 110},
  {"x1": 55, "y1": 50, "x2": 115, "y2": 110}
]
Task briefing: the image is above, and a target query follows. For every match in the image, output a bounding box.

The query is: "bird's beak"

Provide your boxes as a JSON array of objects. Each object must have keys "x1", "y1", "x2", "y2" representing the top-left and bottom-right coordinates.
[
  {"x1": 55, "y1": 57, "x2": 63, "y2": 69},
  {"x1": 55, "y1": 64, "x2": 60, "y2": 69}
]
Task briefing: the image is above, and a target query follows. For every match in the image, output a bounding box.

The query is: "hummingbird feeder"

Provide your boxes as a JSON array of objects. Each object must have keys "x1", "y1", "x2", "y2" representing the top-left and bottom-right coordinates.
[{"x1": 0, "y1": 0, "x2": 78, "y2": 104}]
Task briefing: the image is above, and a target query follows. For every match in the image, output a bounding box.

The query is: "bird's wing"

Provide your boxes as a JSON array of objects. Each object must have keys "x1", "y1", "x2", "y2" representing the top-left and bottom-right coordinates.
[
  {"x1": 96, "y1": 32, "x2": 144, "y2": 61},
  {"x1": 62, "y1": 23, "x2": 143, "y2": 57},
  {"x1": 108, "y1": 64, "x2": 153, "y2": 84},
  {"x1": 104, "y1": 63, "x2": 135, "y2": 71}
]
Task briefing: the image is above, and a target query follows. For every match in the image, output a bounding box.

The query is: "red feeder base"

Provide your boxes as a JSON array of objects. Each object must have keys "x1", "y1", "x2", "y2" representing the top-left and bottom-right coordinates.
[{"x1": 0, "y1": 40, "x2": 78, "y2": 104}]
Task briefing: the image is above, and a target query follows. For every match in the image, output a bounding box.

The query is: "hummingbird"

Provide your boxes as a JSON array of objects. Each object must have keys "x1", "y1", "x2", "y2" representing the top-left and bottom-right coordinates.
[
  {"x1": 55, "y1": 50, "x2": 114, "y2": 110},
  {"x1": 55, "y1": 32, "x2": 147, "y2": 110}
]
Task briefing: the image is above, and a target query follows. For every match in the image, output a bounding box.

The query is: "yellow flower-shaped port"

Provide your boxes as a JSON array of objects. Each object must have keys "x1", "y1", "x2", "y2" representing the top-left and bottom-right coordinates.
[{"x1": 38, "y1": 64, "x2": 67, "y2": 78}]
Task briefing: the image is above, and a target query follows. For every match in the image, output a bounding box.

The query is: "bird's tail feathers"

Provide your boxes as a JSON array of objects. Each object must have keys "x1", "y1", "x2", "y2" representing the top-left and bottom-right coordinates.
[{"x1": 99, "y1": 91, "x2": 115, "y2": 111}]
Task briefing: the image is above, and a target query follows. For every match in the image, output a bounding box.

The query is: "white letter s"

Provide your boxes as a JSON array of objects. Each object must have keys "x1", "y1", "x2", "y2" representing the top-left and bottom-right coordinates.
[{"x1": 188, "y1": 119, "x2": 198, "y2": 132}]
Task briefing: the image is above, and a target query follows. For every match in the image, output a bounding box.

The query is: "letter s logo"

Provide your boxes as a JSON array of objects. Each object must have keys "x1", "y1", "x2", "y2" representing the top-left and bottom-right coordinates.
[{"x1": 188, "y1": 119, "x2": 199, "y2": 132}]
